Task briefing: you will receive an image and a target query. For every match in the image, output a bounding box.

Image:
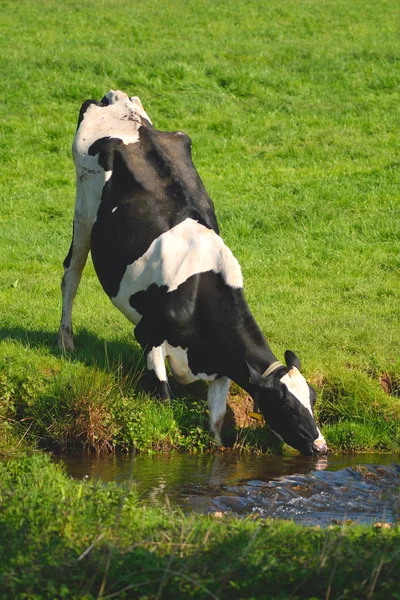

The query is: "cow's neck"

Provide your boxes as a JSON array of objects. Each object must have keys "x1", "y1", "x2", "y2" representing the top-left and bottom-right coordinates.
[{"x1": 209, "y1": 293, "x2": 278, "y2": 394}]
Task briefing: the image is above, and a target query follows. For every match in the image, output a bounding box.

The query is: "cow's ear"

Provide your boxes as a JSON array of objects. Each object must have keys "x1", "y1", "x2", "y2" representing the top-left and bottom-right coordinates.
[
  {"x1": 246, "y1": 362, "x2": 263, "y2": 385},
  {"x1": 284, "y1": 350, "x2": 301, "y2": 371},
  {"x1": 246, "y1": 363, "x2": 274, "y2": 387}
]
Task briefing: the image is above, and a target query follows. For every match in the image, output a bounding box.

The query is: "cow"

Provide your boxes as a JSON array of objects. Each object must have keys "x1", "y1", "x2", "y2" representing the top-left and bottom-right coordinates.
[{"x1": 58, "y1": 90, "x2": 327, "y2": 457}]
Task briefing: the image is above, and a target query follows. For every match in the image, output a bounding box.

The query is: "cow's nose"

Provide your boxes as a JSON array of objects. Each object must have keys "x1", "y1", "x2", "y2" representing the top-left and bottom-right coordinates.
[{"x1": 312, "y1": 439, "x2": 328, "y2": 454}]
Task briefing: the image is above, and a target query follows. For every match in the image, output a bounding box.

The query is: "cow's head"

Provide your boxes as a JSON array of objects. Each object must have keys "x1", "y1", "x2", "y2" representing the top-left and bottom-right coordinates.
[{"x1": 249, "y1": 351, "x2": 327, "y2": 456}]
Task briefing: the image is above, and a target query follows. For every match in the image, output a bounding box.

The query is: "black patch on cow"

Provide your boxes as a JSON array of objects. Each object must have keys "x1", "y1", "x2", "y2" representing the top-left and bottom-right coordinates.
[
  {"x1": 89, "y1": 137, "x2": 124, "y2": 172},
  {"x1": 63, "y1": 242, "x2": 73, "y2": 269},
  {"x1": 100, "y1": 94, "x2": 111, "y2": 105},
  {"x1": 138, "y1": 116, "x2": 153, "y2": 128},
  {"x1": 140, "y1": 367, "x2": 171, "y2": 399},
  {"x1": 91, "y1": 123, "x2": 219, "y2": 298},
  {"x1": 63, "y1": 223, "x2": 74, "y2": 269},
  {"x1": 284, "y1": 349, "x2": 301, "y2": 370},
  {"x1": 155, "y1": 380, "x2": 171, "y2": 400},
  {"x1": 130, "y1": 283, "x2": 169, "y2": 317},
  {"x1": 308, "y1": 384, "x2": 317, "y2": 408},
  {"x1": 131, "y1": 271, "x2": 273, "y2": 382}
]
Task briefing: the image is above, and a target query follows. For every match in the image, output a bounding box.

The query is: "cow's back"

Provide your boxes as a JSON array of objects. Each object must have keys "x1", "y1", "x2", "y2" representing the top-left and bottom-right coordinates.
[{"x1": 90, "y1": 109, "x2": 221, "y2": 306}]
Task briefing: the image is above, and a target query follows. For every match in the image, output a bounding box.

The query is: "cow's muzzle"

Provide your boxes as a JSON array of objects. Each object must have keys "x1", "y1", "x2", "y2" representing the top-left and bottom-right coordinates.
[{"x1": 312, "y1": 439, "x2": 328, "y2": 455}]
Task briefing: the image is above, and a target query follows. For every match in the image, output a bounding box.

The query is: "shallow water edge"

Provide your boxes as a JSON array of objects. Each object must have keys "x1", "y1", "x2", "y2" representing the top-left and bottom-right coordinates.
[{"x1": 61, "y1": 452, "x2": 400, "y2": 527}]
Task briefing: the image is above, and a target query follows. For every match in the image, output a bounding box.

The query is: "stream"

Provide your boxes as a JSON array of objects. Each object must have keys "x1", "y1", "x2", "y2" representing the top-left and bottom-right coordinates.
[{"x1": 62, "y1": 452, "x2": 400, "y2": 527}]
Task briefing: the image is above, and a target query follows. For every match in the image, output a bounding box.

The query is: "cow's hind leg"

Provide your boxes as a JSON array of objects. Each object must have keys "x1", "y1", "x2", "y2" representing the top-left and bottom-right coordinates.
[
  {"x1": 57, "y1": 218, "x2": 91, "y2": 351},
  {"x1": 207, "y1": 376, "x2": 230, "y2": 445}
]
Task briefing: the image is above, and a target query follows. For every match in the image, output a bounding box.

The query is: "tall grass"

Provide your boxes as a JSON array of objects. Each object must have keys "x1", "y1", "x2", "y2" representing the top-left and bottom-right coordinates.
[{"x1": 0, "y1": 342, "x2": 217, "y2": 454}]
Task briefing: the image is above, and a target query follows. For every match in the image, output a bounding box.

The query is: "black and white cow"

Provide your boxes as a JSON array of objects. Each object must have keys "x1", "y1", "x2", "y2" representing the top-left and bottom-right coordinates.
[{"x1": 58, "y1": 90, "x2": 327, "y2": 456}]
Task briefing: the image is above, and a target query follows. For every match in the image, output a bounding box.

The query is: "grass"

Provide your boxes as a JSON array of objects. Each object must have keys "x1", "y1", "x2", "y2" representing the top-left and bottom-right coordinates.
[
  {"x1": 0, "y1": 342, "x2": 216, "y2": 455},
  {"x1": 1, "y1": 454, "x2": 400, "y2": 600},
  {"x1": 1, "y1": 3, "x2": 400, "y2": 595}
]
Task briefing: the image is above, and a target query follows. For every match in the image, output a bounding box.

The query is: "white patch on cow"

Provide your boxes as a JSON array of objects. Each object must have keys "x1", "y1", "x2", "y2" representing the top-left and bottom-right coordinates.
[
  {"x1": 281, "y1": 367, "x2": 312, "y2": 414},
  {"x1": 72, "y1": 91, "x2": 151, "y2": 223},
  {"x1": 74, "y1": 90, "x2": 151, "y2": 159},
  {"x1": 111, "y1": 218, "x2": 243, "y2": 324},
  {"x1": 280, "y1": 367, "x2": 326, "y2": 445},
  {"x1": 164, "y1": 343, "x2": 217, "y2": 384},
  {"x1": 111, "y1": 206, "x2": 118, "y2": 213},
  {"x1": 68, "y1": 91, "x2": 150, "y2": 278},
  {"x1": 147, "y1": 345, "x2": 168, "y2": 382},
  {"x1": 280, "y1": 367, "x2": 312, "y2": 414}
]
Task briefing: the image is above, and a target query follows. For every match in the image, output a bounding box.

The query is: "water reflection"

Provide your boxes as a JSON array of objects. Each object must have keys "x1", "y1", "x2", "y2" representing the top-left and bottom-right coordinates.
[
  {"x1": 60, "y1": 452, "x2": 400, "y2": 526},
  {"x1": 61, "y1": 451, "x2": 398, "y2": 486},
  {"x1": 61, "y1": 451, "x2": 326, "y2": 486}
]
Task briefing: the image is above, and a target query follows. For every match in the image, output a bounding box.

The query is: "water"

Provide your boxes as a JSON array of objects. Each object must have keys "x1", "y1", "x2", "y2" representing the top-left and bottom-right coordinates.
[{"x1": 61, "y1": 452, "x2": 400, "y2": 527}]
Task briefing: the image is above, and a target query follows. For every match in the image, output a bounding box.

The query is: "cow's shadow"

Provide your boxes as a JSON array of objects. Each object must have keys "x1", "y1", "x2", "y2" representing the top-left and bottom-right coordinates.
[
  {"x1": 0, "y1": 325, "x2": 142, "y2": 368},
  {"x1": 0, "y1": 322, "x2": 209, "y2": 410}
]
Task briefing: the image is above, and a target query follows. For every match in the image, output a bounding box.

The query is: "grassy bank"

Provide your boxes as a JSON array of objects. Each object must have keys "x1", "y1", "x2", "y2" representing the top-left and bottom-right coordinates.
[
  {"x1": 0, "y1": 341, "x2": 399, "y2": 456},
  {"x1": 0, "y1": 0, "x2": 400, "y2": 453},
  {"x1": 1, "y1": 454, "x2": 399, "y2": 600}
]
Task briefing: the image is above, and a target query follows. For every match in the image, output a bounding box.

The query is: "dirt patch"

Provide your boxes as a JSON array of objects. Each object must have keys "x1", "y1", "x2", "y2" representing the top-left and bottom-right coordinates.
[
  {"x1": 224, "y1": 386, "x2": 263, "y2": 430},
  {"x1": 379, "y1": 373, "x2": 400, "y2": 397},
  {"x1": 308, "y1": 371, "x2": 326, "y2": 389}
]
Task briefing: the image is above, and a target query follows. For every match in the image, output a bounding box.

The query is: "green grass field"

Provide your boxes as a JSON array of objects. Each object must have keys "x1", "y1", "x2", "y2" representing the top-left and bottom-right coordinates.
[
  {"x1": 1, "y1": 0, "x2": 400, "y2": 454},
  {"x1": 1, "y1": 1, "x2": 400, "y2": 597}
]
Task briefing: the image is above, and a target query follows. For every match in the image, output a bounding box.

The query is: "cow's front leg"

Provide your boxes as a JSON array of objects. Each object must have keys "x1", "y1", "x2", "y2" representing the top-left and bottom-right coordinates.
[
  {"x1": 57, "y1": 217, "x2": 92, "y2": 351},
  {"x1": 207, "y1": 376, "x2": 230, "y2": 445},
  {"x1": 146, "y1": 345, "x2": 171, "y2": 399}
]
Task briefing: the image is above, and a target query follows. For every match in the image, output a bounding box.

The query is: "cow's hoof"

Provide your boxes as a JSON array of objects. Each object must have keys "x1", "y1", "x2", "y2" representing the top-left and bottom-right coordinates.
[
  {"x1": 212, "y1": 432, "x2": 223, "y2": 448},
  {"x1": 155, "y1": 380, "x2": 171, "y2": 400},
  {"x1": 57, "y1": 328, "x2": 75, "y2": 352}
]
